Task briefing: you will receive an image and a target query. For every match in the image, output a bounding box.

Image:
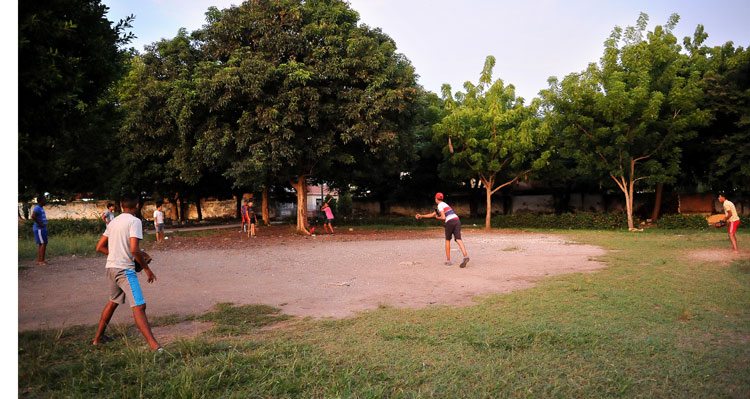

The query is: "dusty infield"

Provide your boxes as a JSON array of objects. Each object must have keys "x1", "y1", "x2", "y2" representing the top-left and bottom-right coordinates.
[{"x1": 19, "y1": 228, "x2": 608, "y2": 332}]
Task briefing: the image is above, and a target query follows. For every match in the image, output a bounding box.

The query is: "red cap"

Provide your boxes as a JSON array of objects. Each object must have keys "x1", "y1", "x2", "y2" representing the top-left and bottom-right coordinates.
[{"x1": 435, "y1": 192, "x2": 444, "y2": 200}]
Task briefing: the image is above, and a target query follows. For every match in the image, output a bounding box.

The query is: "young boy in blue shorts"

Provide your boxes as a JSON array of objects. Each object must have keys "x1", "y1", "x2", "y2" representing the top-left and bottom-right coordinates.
[{"x1": 31, "y1": 194, "x2": 49, "y2": 265}]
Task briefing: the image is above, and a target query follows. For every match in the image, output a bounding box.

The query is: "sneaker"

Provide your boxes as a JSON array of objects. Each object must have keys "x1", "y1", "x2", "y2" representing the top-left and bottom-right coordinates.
[
  {"x1": 459, "y1": 257, "x2": 470, "y2": 268},
  {"x1": 444, "y1": 261, "x2": 453, "y2": 266},
  {"x1": 154, "y1": 347, "x2": 164, "y2": 353}
]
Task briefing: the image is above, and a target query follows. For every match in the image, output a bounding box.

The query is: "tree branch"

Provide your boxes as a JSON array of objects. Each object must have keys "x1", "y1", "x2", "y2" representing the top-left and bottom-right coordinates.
[{"x1": 490, "y1": 169, "x2": 532, "y2": 195}]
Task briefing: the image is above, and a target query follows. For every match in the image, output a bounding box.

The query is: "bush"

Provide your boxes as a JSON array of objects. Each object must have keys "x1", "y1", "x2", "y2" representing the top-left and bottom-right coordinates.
[
  {"x1": 491, "y1": 213, "x2": 638, "y2": 230},
  {"x1": 18, "y1": 218, "x2": 106, "y2": 239},
  {"x1": 656, "y1": 214, "x2": 708, "y2": 230}
]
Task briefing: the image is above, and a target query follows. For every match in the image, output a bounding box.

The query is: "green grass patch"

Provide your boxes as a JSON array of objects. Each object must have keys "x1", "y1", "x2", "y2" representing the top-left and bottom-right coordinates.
[
  {"x1": 18, "y1": 234, "x2": 102, "y2": 262},
  {"x1": 18, "y1": 229, "x2": 750, "y2": 397}
]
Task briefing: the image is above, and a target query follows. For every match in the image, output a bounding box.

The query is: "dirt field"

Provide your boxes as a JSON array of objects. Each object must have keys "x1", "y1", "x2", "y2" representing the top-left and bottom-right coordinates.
[{"x1": 19, "y1": 227, "x2": 608, "y2": 332}]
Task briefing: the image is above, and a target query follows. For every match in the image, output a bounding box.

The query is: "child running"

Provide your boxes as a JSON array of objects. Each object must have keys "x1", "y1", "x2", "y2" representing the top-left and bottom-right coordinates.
[{"x1": 416, "y1": 192, "x2": 470, "y2": 267}]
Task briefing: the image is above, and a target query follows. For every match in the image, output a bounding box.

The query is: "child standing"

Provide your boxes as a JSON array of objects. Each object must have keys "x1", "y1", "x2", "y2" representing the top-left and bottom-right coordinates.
[{"x1": 322, "y1": 201, "x2": 335, "y2": 235}]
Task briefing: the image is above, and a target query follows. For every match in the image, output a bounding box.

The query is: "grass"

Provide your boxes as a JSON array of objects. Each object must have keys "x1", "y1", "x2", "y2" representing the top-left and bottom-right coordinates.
[
  {"x1": 18, "y1": 229, "x2": 750, "y2": 398},
  {"x1": 17, "y1": 234, "x2": 101, "y2": 262}
]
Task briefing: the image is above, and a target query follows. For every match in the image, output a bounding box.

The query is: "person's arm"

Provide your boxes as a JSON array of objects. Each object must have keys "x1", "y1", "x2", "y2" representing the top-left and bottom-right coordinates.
[
  {"x1": 415, "y1": 211, "x2": 437, "y2": 219},
  {"x1": 31, "y1": 210, "x2": 45, "y2": 228},
  {"x1": 436, "y1": 209, "x2": 446, "y2": 220},
  {"x1": 725, "y1": 209, "x2": 733, "y2": 222},
  {"x1": 130, "y1": 237, "x2": 156, "y2": 283},
  {"x1": 96, "y1": 235, "x2": 109, "y2": 255}
]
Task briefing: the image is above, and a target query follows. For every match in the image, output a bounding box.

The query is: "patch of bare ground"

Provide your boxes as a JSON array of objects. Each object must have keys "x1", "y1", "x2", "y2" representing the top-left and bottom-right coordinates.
[
  {"x1": 686, "y1": 249, "x2": 749, "y2": 266},
  {"x1": 19, "y1": 229, "x2": 607, "y2": 337}
]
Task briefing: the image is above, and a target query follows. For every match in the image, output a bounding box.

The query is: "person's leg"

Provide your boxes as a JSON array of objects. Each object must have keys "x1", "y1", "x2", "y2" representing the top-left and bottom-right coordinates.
[
  {"x1": 251, "y1": 222, "x2": 256, "y2": 237},
  {"x1": 445, "y1": 240, "x2": 451, "y2": 262},
  {"x1": 328, "y1": 221, "x2": 334, "y2": 234},
  {"x1": 93, "y1": 301, "x2": 118, "y2": 345},
  {"x1": 456, "y1": 239, "x2": 468, "y2": 257},
  {"x1": 38, "y1": 244, "x2": 48, "y2": 264},
  {"x1": 728, "y1": 221, "x2": 740, "y2": 252},
  {"x1": 132, "y1": 304, "x2": 161, "y2": 350},
  {"x1": 729, "y1": 232, "x2": 739, "y2": 252}
]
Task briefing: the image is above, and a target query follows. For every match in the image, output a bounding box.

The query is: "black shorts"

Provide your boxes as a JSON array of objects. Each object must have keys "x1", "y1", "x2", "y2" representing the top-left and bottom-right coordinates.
[
  {"x1": 444, "y1": 219, "x2": 462, "y2": 241},
  {"x1": 325, "y1": 218, "x2": 333, "y2": 226}
]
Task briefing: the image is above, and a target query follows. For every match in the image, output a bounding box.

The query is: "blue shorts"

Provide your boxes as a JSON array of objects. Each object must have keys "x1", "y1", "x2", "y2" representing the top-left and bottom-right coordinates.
[
  {"x1": 33, "y1": 228, "x2": 48, "y2": 245},
  {"x1": 107, "y1": 268, "x2": 146, "y2": 307}
]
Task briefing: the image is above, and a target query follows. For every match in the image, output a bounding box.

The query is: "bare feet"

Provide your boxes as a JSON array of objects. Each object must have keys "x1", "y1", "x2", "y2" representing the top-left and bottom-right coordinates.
[{"x1": 36, "y1": 261, "x2": 49, "y2": 266}]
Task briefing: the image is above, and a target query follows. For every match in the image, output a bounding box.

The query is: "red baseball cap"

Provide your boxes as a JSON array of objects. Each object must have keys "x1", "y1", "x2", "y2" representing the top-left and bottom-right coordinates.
[{"x1": 435, "y1": 192, "x2": 444, "y2": 200}]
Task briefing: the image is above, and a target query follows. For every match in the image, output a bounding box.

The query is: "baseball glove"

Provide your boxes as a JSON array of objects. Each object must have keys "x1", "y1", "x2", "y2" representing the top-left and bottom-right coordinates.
[
  {"x1": 714, "y1": 220, "x2": 727, "y2": 228},
  {"x1": 134, "y1": 251, "x2": 152, "y2": 273}
]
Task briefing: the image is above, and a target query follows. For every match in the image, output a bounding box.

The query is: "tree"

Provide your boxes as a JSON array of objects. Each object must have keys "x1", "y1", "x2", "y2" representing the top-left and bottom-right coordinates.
[
  {"x1": 543, "y1": 13, "x2": 710, "y2": 229},
  {"x1": 18, "y1": 0, "x2": 134, "y2": 200},
  {"x1": 680, "y1": 38, "x2": 750, "y2": 193},
  {"x1": 194, "y1": 0, "x2": 419, "y2": 234},
  {"x1": 434, "y1": 56, "x2": 551, "y2": 229},
  {"x1": 118, "y1": 29, "x2": 235, "y2": 220}
]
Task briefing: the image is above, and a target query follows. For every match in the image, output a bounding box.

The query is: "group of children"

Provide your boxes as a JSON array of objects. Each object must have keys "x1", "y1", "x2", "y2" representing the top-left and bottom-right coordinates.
[{"x1": 26, "y1": 191, "x2": 742, "y2": 353}]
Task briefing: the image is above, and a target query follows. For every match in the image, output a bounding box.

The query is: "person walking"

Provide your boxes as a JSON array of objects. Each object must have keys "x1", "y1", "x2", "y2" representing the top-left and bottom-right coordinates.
[{"x1": 93, "y1": 194, "x2": 162, "y2": 351}]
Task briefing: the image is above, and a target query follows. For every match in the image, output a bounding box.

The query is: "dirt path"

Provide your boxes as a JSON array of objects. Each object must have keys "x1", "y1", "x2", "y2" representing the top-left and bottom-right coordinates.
[{"x1": 19, "y1": 229, "x2": 608, "y2": 332}]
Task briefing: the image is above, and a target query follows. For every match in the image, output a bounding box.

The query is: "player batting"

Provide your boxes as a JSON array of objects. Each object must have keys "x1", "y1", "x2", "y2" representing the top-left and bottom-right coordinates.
[{"x1": 416, "y1": 192, "x2": 470, "y2": 268}]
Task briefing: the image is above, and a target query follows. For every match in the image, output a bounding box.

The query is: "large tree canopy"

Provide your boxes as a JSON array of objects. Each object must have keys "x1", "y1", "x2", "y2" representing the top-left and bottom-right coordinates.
[
  {"x1": 18, "y1": 0, "x2": 134, "y2": 200},
  {"x1": 192, "y1": 0, "x2": 420, "y2": 232},
  {"x1": 543, "y1": 13, "x2": 710, "y2": 229}
]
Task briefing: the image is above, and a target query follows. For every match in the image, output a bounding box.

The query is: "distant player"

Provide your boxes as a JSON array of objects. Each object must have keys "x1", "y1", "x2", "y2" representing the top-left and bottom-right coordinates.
[
  {"x1": 241, "y1": 201, "x2": 250, "y2": 233},
  {"x1": 31, "y1": 193, "x2": 49, "y2": 266},
  {"x1": 415, "y1": 192, "x2": 470, "y2": 267},
  {"x1": 322, "y1": 200, "x2": 335, "y2": 235},
  {"x1": 718, "y1": 193, "x2": 740, "y2": 253},
  {"x1": 246, "y1": 201, "x2": 257, "y2": 238},
  {"x1": 102, "y1": 203, "x2": 116, "y2": 225},
  {"x1": 153, "y1": 204, "x2": 165, "y2": 243}
]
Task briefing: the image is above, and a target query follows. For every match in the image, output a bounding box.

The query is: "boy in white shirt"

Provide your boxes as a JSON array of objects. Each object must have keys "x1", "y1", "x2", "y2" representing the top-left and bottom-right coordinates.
[
  {"x1": 153, "y1": 204, "x2": 165, "y2": 243},
  {"x1": 93, "y1": 194, "x2": 161, "y2": 351}
]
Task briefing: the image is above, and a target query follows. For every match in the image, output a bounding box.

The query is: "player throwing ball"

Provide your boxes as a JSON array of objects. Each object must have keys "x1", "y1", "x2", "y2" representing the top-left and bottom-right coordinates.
[{"x1": 416, "y1": 192, "x2": 470, "y2": 268}]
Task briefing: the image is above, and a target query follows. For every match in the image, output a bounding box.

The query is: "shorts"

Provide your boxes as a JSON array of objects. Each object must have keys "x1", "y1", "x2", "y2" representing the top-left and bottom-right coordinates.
[
  {"x1": 107, "y1": 268, "x2": 146, "y2": 307},
  {"x1": 155, "y1": 223, "x2": 164, "y2": 233},
  {"x1": 33, "y1": 228, "x2": 48, "y2": 245},
  {"x1": 729, "y1": 220, "x2": 740, "y2": 234},
  {"x1": 249, "y1": 217, "x2": 257, "y2": 225},
  {"x1": 325, "y1": 218, "x2": 333, "y2": 226},
  {"x1": 444, "y1": 219, "x2": 462, "y2": 241}
]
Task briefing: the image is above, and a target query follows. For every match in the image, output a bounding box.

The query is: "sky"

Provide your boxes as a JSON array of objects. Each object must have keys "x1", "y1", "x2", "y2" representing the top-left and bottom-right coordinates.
[{"x1": 102, "y1": 0, "x2": 750, "y2": 102}]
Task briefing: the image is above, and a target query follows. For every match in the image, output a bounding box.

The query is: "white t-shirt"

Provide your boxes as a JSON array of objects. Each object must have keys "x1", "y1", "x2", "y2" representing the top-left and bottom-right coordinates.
[
  {"x1": 103, "y1": 213, "x2": 143, "y2": 269},
  {"x1": 437, "y1": 201, "x2": 459, "y2": 223},
  {"x1": 723, "y1": 200, "x2": 740, "y2": 222},
  {"x1": 103, "y1": 210, "x2": 115, "y2": 223},
  {"x1": 153, "y1": 209, "x2": 164, "y2": 225}
]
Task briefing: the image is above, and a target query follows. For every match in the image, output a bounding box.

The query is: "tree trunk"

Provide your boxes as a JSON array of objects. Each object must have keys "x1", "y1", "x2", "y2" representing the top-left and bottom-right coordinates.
[
  {"x1": 195, "y1": 196, "x2": 203, "y2": 221},
  {"x1": 290, "y1": 176, "x2": 311, "y2": 235},
  {"x1": 236, "y1": 195, "x2": 242, "y2": 220},
  {"x1": 485, "y1": 184, "x2": 493, "y2": 230},
  {"x1": 262, "y1": 186, "x2": 270, "y2": 226},
  {"x1": 651, "y1": 182, "x2": 663, "y2": 221}
]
